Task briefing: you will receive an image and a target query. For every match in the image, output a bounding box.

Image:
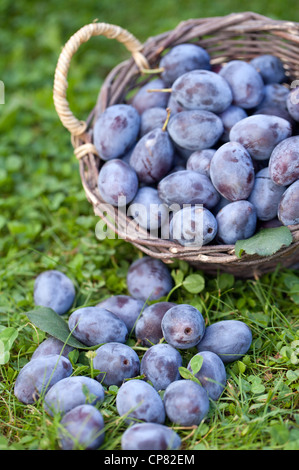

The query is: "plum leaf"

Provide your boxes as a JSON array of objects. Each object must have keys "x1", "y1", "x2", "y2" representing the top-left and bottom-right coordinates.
[
  {"x1": 26, "y1": 307, "x2": 90, "y2": 349},
  {"x1": 235, "y1": 226, "x2": 293, "y2": 258}
]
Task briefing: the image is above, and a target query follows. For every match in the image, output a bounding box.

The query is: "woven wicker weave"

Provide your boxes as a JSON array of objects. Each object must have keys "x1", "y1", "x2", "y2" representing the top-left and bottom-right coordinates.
[{"x1": 53, "y1": 12, "x2": 299, "y2": 278}]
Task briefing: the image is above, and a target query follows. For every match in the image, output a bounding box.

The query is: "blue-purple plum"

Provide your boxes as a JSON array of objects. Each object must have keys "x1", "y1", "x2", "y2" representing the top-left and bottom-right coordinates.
[
  {"x1": 34, "y1": 270, "x2": 75, "y2": 315},
  {"x1": 250, "y1": 54, "x2": 286, "y2": 84},
  {"x1": 248, "y1": 167, "x2": 286, "y2": 221},
  {"x1": 257, "y1": 217, "x2": 283, "y2": 230},
  {"x1": 161, "y1": 304, "x2": 205, "y2": 349},
  {"x1": 229, "y1": 114, "x2": 292, "y2": 161},
  {"x1": 256, "y1": 83, "x2": 289, "y2": 110},
  {"x1": 219, "y1": 60, "x2": 265, "y2": 109},
  {"x1": 187, "y1": 351, "x2": 226, "y2": 401},
  {"x1": 286, "y1": 87, "x2": 299, "y2": 122},
  {"x1": 269, "y1": 136, "x2": 299, "y2": 186},
  {"x1": 116, "y1": 379, "x2": 166, "y2": 424},
  {"x1": 163, "y1": 379, "x2": 209, "y2": 426},
  {"x1": 96, "y1": 295, "x2": 144, "y2": 332},
  {"x1": 169, "y1": 205, "x2": 218, "y2": 247},
  {"x1": 131, "y1": 78, "x2": 170, "y2": 114},
  {"x1": 216, "y1": 200, "x2": 257, "y2": 245},
  {"x1": 140, "y1": 107, "x2": 168, "y2": 136},
  {"x1": 58, "y1": 404, "x2": 105, "y2": 450},
  {"x1": 14, "y1": 354, "x2": 72, "y2": 404},
  {"x1": 218, "y1": 105, "x2": 247, "y2": 143},
  {"x1": 121, "y1": 422, "x2": 181, "y2": 450},
  {"x1": 159, "y1": 43, "x2": 211, "y2": 86},
  {"x1": 68, "y1": 307, "x2": 128, "y2": 347},
  {"x1": 135, "y1": 301, "x2": 176, "y2": 346},
  {"x1": 186, "y1": 149, "x2": 216, "y2": 177},
  {"x1": 92, "y1": 342, "x2": 140, "y2": 387},
  {"x1": 209, "y1": 142, "x2": 255, "y2": 201},
  {"x1": 158, "y1": 170, "x2": 220, "y2": 209},
  {"x1": 97, "y1": 159, "x2": 139, "y2": 206},
  {"x1": 278, "y1": 180, "x2": 299, "y2": 226},
  {"x1": 196, "y1": 319, "x2": 252, "y2": 363},
  {"x1": 171, "y1": 69, "x2": 232, "y2": 113},
  {"x1": 140, "y1": 343, "x2": 182, "y2": 390},
  {"x1": 130, "y1": 127, "x2": 174, "y2": 183},
  {"x1": 44, "y1": 376, "x2": 105, "y2": 416},
  {"x1": 93, "y1": 104, "x2": 140, "y2": 160},
  {"x1": 127, "y1": 186, "x2": 169, "y2": 233},
  {"x1": 31, "y1": 336, "x2": 74, "y2": 360},
  {"x1": 167, "y1": 110, "x2": 224, "y2": 152},
  {"x1": 126, "y1": 256, "x2": 173, "y2": 301}
]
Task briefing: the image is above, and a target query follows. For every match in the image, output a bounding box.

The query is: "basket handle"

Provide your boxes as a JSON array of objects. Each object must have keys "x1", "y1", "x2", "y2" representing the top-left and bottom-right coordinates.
[{"x1": 53, "y1": 22, "x2": 149, "y2": 136}]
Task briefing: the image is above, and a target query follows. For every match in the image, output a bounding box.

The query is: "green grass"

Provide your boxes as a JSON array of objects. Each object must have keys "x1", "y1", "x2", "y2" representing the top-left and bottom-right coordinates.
[{"x1": 0, "y1": 0, "x2": 299, "y2": 451}]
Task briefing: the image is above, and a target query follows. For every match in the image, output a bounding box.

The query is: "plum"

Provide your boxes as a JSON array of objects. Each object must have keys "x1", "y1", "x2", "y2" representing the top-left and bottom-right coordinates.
[
  {"x1": 34, "y1": 270, "x2": 75, "y2": 315},
  {"x1": 158, "y1": 170, "x2": 220, "y2": 209},
  {"x1": 68, "y1": 307, "x2": 128, "y2": 347},
  {"x1": 196, "y1": 319, "x2": 252, "y2": 363},
  {"x1": 248, "y1": 167, "x2": 286, "y2": 221},
  {"x1": 126, "y1": 257, "x2": 173, "y2": 301},
  {"x1": 187, "y1": 351, "x2": 226, "y2": 401},
  {"x1": 163, "y1": 379, "x2": 209, "y2": 426},
  {"x1": 93, "y1": 104, "x2": 140, "y2": 160},
  {"x1": 121, "y1": 422, "x2": 181, "y2": 450},
  {"x1": 278, "y1": 180, "x2": 299, "y2": 226},
  {"x1": 209, "y1": 142, "x2": 255, "y2": 201},
  {"x1": 44, "y1": 376, "x2": 105, "y2": 416},
  {"x1": 159, "y1": 43, "x2": 211, "y2": 86},
  {"x1": 215, "y1": 200, "x2": 257, "y2": 245},
  {"x1": 161, "y1": 304, "x2": 205, "y2": 349},
  {"x1": 14, "y1": 354, "x2": 72, "y2": 404},
  {"x1": 229, "y1": 114, "x2": 292, "y2": 161},
  {"x1": 171, "y1": 69, "x2": 233, "y2": 113},
  {"x1": 92, "y1": 342, "x2": 140, "y2": 387},
  {"x1": 140, "y1": 343, "x2": 182, "y2": 390},
  {"x1": 116, "y1": 379, "x2": 166, "y2": 424},
  {"x1": 58, "y1": 404, "x2": 105, "y2": 450},
  {"x1": 219, "y1": 60, "x2": 265, "y2": 109},
  {"x1": 269, "y1": 136, "x2": 299, "y2": 186}
]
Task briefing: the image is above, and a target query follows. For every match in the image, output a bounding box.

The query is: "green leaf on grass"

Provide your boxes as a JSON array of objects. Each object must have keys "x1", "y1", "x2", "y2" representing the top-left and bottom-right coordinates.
[
  {"x1": 183, "y1": 273, "x2": 205, "y2": 294},
  {"x1": 0, "y1": 327, "x2": 19, "y2": 365},
  {"x1": 26, "y1": 307, "x2": 90, "y2": 350},
  {"x1": 235, "y1": 226, "x2": 293, "y2": 258}
]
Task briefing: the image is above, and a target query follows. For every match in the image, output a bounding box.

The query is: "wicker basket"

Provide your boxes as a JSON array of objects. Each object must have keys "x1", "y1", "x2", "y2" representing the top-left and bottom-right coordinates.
[{"x1": 53, "y1": 11, "x2": 299, "y2": 278}]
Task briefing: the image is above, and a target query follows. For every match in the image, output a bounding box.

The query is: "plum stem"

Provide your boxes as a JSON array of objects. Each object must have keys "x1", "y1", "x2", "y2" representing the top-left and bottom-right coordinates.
[
  {"x1": 162, "y1": 108, "x2": 171, "y2": 132},
  {"x1": 147, "y1": 88, "x2": 172, "y2": 93}
]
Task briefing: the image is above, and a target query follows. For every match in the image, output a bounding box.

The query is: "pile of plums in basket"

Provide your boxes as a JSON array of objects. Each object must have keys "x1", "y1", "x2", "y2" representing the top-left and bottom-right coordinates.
[
  {"x1": 94, "y1": 44, "x2": 298, "y2": 247},
  {"x1": 15, "y1": 258, "x2": 253, "y2": 450}
]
